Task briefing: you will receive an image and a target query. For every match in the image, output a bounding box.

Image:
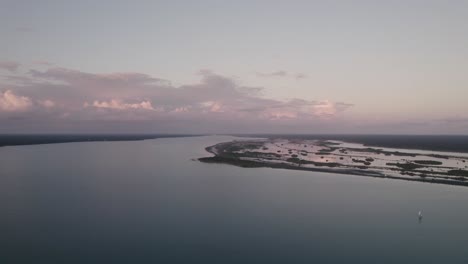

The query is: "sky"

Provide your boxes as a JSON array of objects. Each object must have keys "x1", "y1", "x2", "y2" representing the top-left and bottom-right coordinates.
[{"x1": 1, "y1": 0, "x2": 468, "y2": 134}]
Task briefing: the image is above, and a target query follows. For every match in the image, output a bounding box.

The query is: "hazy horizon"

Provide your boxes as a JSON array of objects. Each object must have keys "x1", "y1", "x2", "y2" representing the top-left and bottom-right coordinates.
[{"x1": 2, "y1": 0, "x2": 468, "y2": 134}]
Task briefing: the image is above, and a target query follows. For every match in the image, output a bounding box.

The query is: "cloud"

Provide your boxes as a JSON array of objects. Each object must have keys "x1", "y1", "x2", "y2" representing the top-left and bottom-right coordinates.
[
  {"x1": 29, "y1": 67, "x2": 165, "y2": 85},
  {"x1": 0, "y1": 65, "x2": 355, "y2": 132},
  {"x1": 0, "y1": 90, "x2": 33, "y2": 112},
  {"x1": 237, "y1": 98, "x2": 353, "y2": 120},
  {"x1": 85, "y1": 99, "x2": 156, "y2": 111},
  {"x1": 200, "y1": 101, "x2": 224, "y2": 113},
  {"x1": 312, "y1": 101, "x2": 344, "y2": 117},
  {"x1": 38, "y1": 99, "x2": 56, "y2": 108},
  {"x1": 0, "y1": 90, "x2": 58, "y2": 114},
  {"x1": 0, "y1": 61, "x2": 20, "y2": 72},
  {"x1": 27, "y1": 67, "x2": 169, "y2": 100}
]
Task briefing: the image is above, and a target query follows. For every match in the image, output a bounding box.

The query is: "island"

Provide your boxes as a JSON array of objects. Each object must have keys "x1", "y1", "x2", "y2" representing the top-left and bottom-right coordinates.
[{"x1": 199, "y1": 138, "x2": 468, "y2": 187}]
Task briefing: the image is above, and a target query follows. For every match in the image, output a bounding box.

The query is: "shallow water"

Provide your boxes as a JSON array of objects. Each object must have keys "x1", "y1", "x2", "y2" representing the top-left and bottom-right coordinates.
[{"x1": 1, "y1": 136, "x2": 467, "y2": 263}]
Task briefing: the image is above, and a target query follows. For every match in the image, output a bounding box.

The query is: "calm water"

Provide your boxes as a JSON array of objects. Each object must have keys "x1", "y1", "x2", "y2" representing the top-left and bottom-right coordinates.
[{"x1": 1, "y1": 136, "x2": 468, "y2": 263}]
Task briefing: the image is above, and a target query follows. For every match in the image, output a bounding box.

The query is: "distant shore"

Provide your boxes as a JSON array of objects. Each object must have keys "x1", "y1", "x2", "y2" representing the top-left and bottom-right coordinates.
[{"x1": 0, "y1": 134, "x2": 200, "y2": 148}]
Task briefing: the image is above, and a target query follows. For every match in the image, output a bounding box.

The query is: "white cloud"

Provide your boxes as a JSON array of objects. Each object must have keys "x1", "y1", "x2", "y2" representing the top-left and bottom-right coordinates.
[
  {"x1": 201, "y1": 101, "x2": 224, "y2": 113},
  {"x1": 171, "y1": 106, "x2": 191, "y2": 113},
  {"x1": 88, "y1": 99, "x2": 156, "y2": 111},
  {"x1": 0, "y1": 90, "x2": 33, "y2": 112}
]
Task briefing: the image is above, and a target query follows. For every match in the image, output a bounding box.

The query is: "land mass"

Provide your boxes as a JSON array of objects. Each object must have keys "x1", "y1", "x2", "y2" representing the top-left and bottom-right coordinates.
[
  {"x1": 0, "y1": 134, "x2": 200, "y2": 147},
  {"x1": 232, "y1": 134, "x2": 468, "y2": 153},
  {"x1": 199, "y1": 139, "x2": 468, "y2": 187}
]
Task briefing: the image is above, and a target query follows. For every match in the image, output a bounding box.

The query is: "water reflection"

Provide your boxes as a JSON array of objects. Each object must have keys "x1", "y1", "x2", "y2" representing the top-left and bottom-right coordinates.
[{"x1": 0, "y1": 136, "x2": 467, "y2": 263}]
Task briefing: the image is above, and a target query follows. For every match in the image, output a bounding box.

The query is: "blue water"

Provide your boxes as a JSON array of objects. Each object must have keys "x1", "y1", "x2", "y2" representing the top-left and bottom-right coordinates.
[{"x1": 1, "y1": 136, "x2": 467, "y2": 263}]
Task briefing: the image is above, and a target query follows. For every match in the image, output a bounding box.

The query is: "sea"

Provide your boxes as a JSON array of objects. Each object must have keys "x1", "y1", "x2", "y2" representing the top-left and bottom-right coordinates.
[{"x1": 1, "y1": 135, "x2": 468, "y2": 263}]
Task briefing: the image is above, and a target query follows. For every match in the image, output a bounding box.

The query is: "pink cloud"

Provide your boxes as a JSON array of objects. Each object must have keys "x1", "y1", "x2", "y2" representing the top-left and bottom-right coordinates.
[
  {"x1": 171, "y1": 106, "x2": 191, "y2": 113},
  {"x1": 312, "y1": 100, "x2": 341, "y2": 117},
  {"x1": 0, "y1": 65, "x2": 357, "y2": 132},
  {"x1": 86, "y1": 99, "x2": 156, "y2": 111},
  {"x1": 0, "y1": 90, "x2": 33, "y2": 112},
  {"x1": 201, "y1": 101, "x2": 224, "y2": 113},
  {"x1": 2, "y1": 65, "x2": 467, "y2": 134}
]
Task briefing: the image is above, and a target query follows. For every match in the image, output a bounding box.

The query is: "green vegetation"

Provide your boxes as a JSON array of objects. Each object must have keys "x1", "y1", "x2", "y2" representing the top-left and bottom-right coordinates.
[
  {"x1": 198, "y1": 156, "x2": 263, "y2": 168},
  {"x1": 386, "y1": 162, "x2": 424, "y2": 170},
  {"x1": 242, "y1": 151, "x2": 281, "y2": 159},
  {"x1": 286, "y1": 157, "x2": 339, "y2": 167},
  {"x1": 286, "y1": 157, "x2": 302, "y2": 163},
  {"x1": 428, "y1": 154, "x2": 450, "y2": 159},
  {"x1": 352, "y1": 159, "x2": 367, "y2": 164},
  {"x1": 223, "y1": 145, "x2": 243, "y2": 152},
  {"x1": 319, "y1": 147, "x2": 339, "y2": 153},
  {"x1": 315, "y1": 162, "x2": 339, "y2": 167},
  {"x1": 243, "y1": 143, "x2": 263, "y2": 149},
  {"x1": 447, "y1": 170, "x2": 468, "y2": 177},
  {"x1": 414, "y1": 160, "x2": 443, "y2": 165},
  {"x1": 346, "y1": 147, "x2": 417, "y2": 157}
]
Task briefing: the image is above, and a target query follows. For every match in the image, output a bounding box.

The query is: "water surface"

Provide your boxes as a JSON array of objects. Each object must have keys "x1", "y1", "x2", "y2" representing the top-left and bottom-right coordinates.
[{"x1": 1, "y1": 136, "x2": 467, "y2": 263}]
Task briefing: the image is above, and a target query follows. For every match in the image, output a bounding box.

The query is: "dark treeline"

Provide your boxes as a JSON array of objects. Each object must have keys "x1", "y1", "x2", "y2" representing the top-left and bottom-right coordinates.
[{"x1": 0, "y1": 134, "x2": 201, "y2": 147}]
